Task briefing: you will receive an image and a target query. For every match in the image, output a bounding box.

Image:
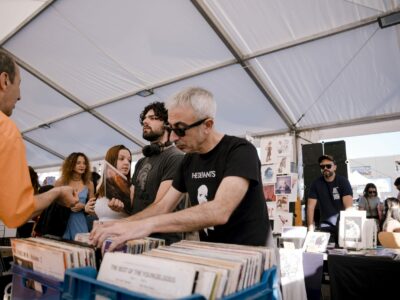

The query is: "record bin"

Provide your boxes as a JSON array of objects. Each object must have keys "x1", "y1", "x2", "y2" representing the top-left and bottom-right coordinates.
[
  {"x1": 62, "y1": 266, "x2": 278, "y2": 300},
  {"x1": 10, "y1": 263, "x2": 63, "y2": 300}
]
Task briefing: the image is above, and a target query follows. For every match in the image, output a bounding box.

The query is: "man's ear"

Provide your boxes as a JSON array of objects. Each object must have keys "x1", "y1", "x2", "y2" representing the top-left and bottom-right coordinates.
[
  {"x1": 0, "y1": 72, "x2": 8, "y2": 90},
  {"x1": 204, "y1": 118, "x2": 214, "y2": 129}
]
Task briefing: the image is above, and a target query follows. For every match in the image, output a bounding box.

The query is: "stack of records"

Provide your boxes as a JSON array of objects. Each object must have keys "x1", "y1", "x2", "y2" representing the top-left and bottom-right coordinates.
[
  {"x1": 97, "y1": 240, "x2": 276, "y2": 300},
  {"x1": 11, "y1": 237, "x2": 96, "y2": 280},
  {"x1": 102, "y1": 237, "x2": 165, "y2": 255}
]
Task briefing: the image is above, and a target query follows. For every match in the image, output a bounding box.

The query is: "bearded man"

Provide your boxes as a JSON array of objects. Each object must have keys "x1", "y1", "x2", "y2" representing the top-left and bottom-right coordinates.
[
  {"x1": 307, "y1": 154, "x2": 353, "y2": 244},
  {"x1": 130, "y1": 102, "x2": 184, "y2": 244}
]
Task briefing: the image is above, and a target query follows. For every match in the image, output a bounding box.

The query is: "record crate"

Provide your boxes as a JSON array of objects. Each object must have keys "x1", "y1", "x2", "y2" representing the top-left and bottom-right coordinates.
[
  {"x1": 62, "y1": 266, "x2": 278, "y2": 300},
  {"x1": 10, "y1": 263, "x2": 63, "y2": 300}
]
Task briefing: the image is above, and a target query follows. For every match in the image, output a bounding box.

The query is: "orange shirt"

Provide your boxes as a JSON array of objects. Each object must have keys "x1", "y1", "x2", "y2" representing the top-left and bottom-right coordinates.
[{"x1": 0, "y1": 111, "x2": 35, "y2": 227}]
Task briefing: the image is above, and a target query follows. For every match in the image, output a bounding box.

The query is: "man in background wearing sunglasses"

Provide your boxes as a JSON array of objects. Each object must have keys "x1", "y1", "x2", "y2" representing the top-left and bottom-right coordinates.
[
  {"x1": 307, "y1": 154, "x2": 353, "y2": 244},
  {"x1": 91, "y1": 87, "x2": 272, "y2": 249}
]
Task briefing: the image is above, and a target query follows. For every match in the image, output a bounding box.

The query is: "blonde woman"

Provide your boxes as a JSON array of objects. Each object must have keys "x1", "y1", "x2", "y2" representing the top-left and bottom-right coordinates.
[{"x1": 55, "y1": 152, "x2": 94, "y2": 240}]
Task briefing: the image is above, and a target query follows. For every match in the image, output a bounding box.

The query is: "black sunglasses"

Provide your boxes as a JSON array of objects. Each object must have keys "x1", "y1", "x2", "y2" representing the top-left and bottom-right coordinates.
[
  {"x1": 320, "y1": 164, "x2": 332, "y2": 170},
  {"x1": 165, "y1": 118, "x2": 208, "y2": 137},
  {"x1": 368, "y1": 190, "x2": 377, "y2": 194}
]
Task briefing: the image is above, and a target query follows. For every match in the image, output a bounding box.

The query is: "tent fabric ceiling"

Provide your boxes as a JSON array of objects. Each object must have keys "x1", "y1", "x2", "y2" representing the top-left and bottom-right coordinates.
[{"x1": 1, "y1": 0, "x2": 400, "y2": 169}]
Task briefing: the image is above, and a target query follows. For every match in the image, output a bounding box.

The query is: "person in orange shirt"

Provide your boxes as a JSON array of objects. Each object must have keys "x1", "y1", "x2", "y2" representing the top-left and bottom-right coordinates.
[{"x1": 0, "y1": 50, "x2": 78, "y2": 228}]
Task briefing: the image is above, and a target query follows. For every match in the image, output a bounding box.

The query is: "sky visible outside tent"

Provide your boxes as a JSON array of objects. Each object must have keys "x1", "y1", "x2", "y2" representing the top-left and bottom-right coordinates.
[{"x1": 322, "y1": 131, "x2": 400, "y2": 159}]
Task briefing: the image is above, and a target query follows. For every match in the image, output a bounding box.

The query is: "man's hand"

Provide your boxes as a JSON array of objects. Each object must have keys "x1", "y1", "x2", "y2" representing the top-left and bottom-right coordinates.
[
  {"x1": 85, "y1": 198, "x2": 96, "y2": 215},
  {"x1": 89, "y1": 219, "x2": 152, "y2": 251},
  {"x1": 56, "y1": 186, "x2": 78, "y2": 208},
  {"x1": 108, "y1": 198, "x2": 124, "y2": 212}
]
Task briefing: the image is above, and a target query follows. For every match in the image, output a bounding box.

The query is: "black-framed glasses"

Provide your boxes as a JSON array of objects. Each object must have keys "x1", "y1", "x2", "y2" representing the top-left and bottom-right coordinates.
[
  {"x1": 320, "y1": 164, "x2": 332, "y2": 170},
  {"x1": 368, "y1": 190, "x2": 377, "y2": 195},
  {"x1": 164, "y1": 118, "x2": 208, "y2": 137}
]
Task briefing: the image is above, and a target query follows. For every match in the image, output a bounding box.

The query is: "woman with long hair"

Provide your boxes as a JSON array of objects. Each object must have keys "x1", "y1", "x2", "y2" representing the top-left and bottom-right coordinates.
[
  {"x1": 358, "y1": 183, "x2": 382, "y2": 230},
  {"x1": 55, "y1": 152, "x2": 94, "y2": 240},
  {"x1": 85, "y1": 145, "x2": 133, "y2": 221}
]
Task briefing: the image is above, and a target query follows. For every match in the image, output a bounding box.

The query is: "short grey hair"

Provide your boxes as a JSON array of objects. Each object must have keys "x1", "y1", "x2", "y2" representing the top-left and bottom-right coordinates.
[{"x1": 166, "y1": 87, "x2": 216, "y2": 119}]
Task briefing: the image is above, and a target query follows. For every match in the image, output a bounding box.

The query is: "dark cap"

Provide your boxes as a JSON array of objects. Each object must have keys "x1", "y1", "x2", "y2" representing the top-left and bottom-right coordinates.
[{"x1": 318, "y1": 154, "x2": 335, "y2": 164}]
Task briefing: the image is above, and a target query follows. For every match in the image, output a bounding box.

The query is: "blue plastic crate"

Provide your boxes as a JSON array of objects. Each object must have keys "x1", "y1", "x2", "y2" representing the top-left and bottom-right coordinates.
[
  {"x1": 62, "y1": 266, "x2": 278, "y2": 300},
  {"x1": 11, "y1": 263, "x2": 63, "y2": 300}
]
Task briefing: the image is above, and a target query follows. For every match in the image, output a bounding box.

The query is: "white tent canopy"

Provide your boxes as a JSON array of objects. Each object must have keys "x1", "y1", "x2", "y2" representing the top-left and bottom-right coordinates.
[{"x1": 1, "y1": 0, "x2": 400, "y2": 169}]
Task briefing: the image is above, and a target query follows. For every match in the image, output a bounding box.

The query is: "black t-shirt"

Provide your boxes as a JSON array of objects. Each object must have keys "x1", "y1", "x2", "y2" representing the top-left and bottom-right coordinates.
[
  {"x1": 132, "y1": 146, "x2": 183, "y2": 213},
  {"x1": 172, "y1": 135, "x2": 271, "y2": 246},
  {"x1": 132, "y1": 146, "x2": 184, "y2": 244},
  {"x1": 309, "y1": 175, "x2": 353, "y2": 229}
]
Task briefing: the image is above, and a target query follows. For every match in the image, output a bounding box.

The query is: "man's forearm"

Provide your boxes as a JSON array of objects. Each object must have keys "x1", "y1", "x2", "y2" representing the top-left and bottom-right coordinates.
[
  {"x1": 307, "y1": 206, "x2": 315, "y2": 227},
  {"x1": 145, "y1": 199, "x2": 225, "y2": 234},
  {"x1": 122, "y1": 200, "x2": 170, "y2": 223},
  {"x1": 32, "y1": 187, "x2": 61, "y2": 217}
]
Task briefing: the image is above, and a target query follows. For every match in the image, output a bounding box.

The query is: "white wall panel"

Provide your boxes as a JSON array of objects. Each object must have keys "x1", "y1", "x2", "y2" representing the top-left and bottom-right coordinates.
[
  {"x1": 2, "y1": 0, "x2": 400, "y2": 168},
  {"x1": 252, "y1": 23, "x2": 400, "y2": 129},
  {"x1": 204, "y1": 0, "x2": 399, "y2": 55},
  {"x1": 11, "y1": 68, "x2": 81, "y2": 131},
  {"x1": 24, "y1": 112, "x2": 141, "y2": 159},
  {"x1": 95, "y1": 94, "x2": 162, "y2": 146},
  {"x1": 0, "y1": 0, "x2": 50, "y2": 44},
  {"x1": 24, "y1": 140, "x2": 63, "y2": 169},
  {"x1": 5, "y1": 0, "x2": 233, "y2": 106},
  {"x1": 154, "y1": 64, "x2": 288, "y2": 136}
]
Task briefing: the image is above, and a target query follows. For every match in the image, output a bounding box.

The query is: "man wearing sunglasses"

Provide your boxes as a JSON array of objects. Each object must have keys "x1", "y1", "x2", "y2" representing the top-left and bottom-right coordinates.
[
  {"x1": 91, "y1": 87, "x2": 272, "y2": 249},
  {"x1": 307, "y1": 154, "x2": 353, "y2": 244}
]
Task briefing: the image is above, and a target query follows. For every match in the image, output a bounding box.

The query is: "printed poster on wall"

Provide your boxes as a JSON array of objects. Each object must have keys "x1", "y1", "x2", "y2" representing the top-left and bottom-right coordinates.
[
  {"x1": 276, "y1": 156, "x2": 290, "y2": 174},
  {"x1": 289, "y1": 173, "x2": 298, "y2": 202},
  {"x1": 266, "y1": 201, "x2": 276, "y2": 220},
  {"x1": 260, "y1": 138, "x2": 276, "y2": 165},
  {"x1": 261, "y1": 165, "x2": 276, "y2": 183},
  {"x1": 274, "y1": 211, "x2": 293, "y2": 233},
  {"x1": 276, "y1": 195, "x2": 289, "y2": 212},
  {"x1": 275, "y1": 175, "x2": 292, "y2": 195},
  {"x1": 275, "y1": 137, "x2": 293, "y2": 158},
  {"x1": 263, "y1": 184, "x2": 276, "y2": 202}
]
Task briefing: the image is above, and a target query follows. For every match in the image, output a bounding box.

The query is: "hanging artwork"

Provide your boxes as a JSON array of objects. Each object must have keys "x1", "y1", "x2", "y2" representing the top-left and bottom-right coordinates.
[
  {"x1": 261, "y1": 165, "x2": 276, "y2": 183},
  {"x1": 266, "y1": 201, "x2": 276, "y2": 220},
  {"x1": 263, "y1": 184, "x2": 276, "y2": 201},
  {"x1": 274, "y1": 211, "x2": 293, "y2": 233},
  {"x1": 275, "y1": 175, "x2": 292, "y2": 195},
  {"x1": 276, "y1": 156, "x2": 290, "y2": 174},
  {"x1": 289, "y1": 173, "x2": 298, "y2": 202},
  {"x1": 276, "y1": 137, "x2": 293, "y2": 157},
  {"x1": 276, "y1": 195, "x2": 289, "y2": 212},
  {"x1": 260, "y1": 138, "x2": 276, "y2": 165}
]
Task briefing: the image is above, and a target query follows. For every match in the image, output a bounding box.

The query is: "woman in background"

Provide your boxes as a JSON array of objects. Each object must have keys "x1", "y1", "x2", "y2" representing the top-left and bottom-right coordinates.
[
  {"x1": 382, "y1": 197, "x2": 400, "y2": 232},
  {"x1": 55, "y1": 152, "x2": 94, "y2": 240},
  {"x1": 358, "y1": 183, "x2": 382, "y2": 230},
  {"x1": 85, "y1": 145, "x2": 133, "y2": 221}
]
